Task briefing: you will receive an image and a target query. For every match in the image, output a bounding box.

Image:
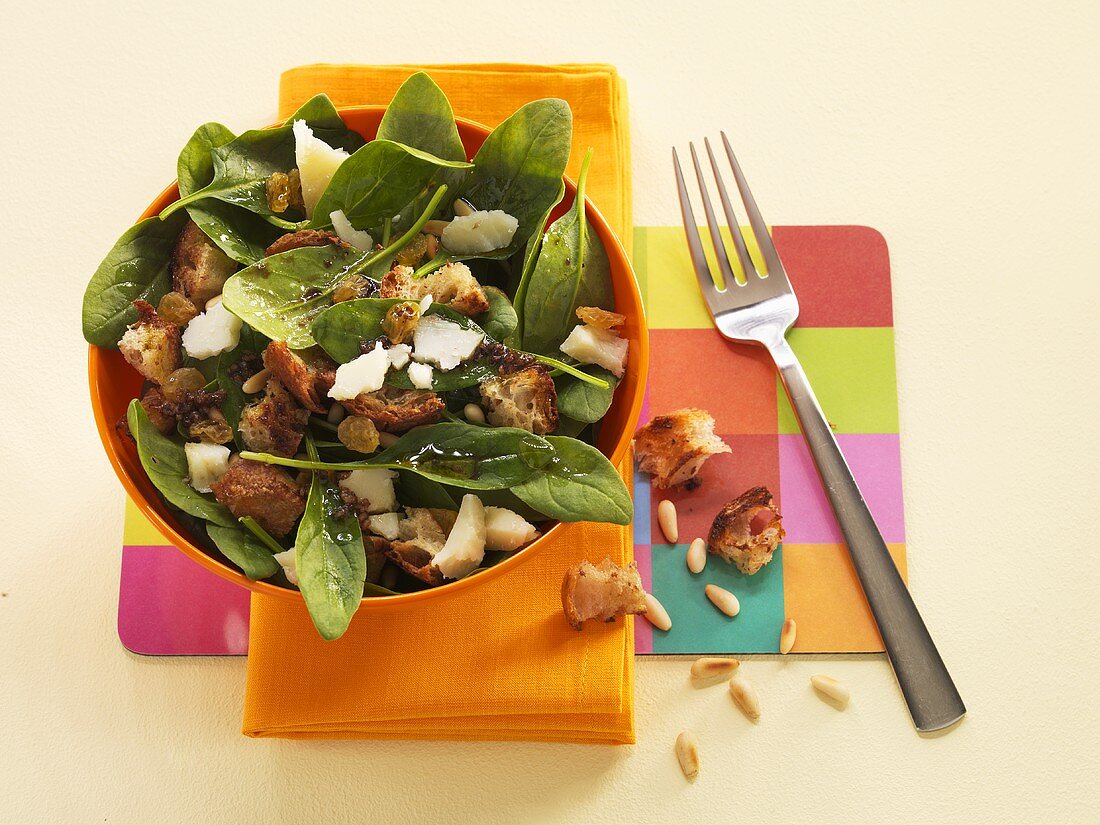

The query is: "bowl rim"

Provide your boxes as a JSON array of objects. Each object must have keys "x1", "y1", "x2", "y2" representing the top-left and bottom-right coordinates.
[{"x1": 88, "y1": 104, "x2": 649, "y2": 609}]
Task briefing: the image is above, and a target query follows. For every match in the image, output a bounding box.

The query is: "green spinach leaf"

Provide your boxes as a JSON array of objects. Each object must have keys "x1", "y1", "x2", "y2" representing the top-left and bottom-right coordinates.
[
  {"x1": 512, "y1": 436, "x2": 632, "y2": 525},
  {"x1": 476, "y1": 286, "x2": 518, "y2": 342},
  {"x1": 81, "y1": 212, "x2": 189, "y2": 347},
  {"x1": 216, "y1": 326, "x2": 268, "y2": 448},
  {"x1": 394, "y1": 470, "x2": 459, "y2": 510},
  {"x1": 206, "y1": 522, "x2": 280, "y2": 580},
  {"x1": 295, "y1": 463, "x2": 367, "y2": 640},
  {"x1": 521, "y1": 149, "x2": 614, "y2": 355},
  {"x1": 126, "y1": 400, "x2": 237, "y2": 527},
  {"x1": 555, "y1": 367, "x2": 620, "y2": 423},
  {"x1": 457, "y1": 98, "x2": 572, "y2": 258},
  {"x1": 511, "y1": 178, "x2": 566, "y2": 343},
  {"x1": 176, "y1": 122, "x2": 279, "y2": 265}
]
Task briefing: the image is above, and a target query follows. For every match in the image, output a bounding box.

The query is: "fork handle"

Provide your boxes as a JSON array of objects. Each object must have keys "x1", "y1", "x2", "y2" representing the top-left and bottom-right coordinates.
[{"x1": 766, "y1": 337, "x2": 966, "y2": 732}]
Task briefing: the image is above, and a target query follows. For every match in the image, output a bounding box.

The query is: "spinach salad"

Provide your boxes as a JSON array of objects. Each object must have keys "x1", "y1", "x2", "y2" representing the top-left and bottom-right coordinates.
[{"x1": 83, "y1": 72, "x2": 633, "y2": 639}]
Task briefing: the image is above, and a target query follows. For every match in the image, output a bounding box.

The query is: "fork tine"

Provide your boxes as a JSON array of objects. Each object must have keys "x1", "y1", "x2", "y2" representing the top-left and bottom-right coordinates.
[
  {"x1": 720, "y1": 132, "x2": 785, "y2": 278},
  {"x1": 704, "y1": 137, "x2": 756, "y2": 284},
  {"x1": 672, "y1": 148, "x2": 723, "y2": 304},
  {"x1": 688, "y1": 142, "x2": 737, "y2": 291}
]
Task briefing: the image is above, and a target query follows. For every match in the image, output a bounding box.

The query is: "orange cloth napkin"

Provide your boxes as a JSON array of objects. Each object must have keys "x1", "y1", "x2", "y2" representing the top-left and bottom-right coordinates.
[{"x1": 242, "y1": 64, "x2": 636, "y2": 744}]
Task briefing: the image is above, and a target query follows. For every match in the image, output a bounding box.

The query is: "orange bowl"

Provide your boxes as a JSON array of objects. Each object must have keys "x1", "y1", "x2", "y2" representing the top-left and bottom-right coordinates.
[{"x1": 89, "y1": 105, "x2": 649, "y2": 608}]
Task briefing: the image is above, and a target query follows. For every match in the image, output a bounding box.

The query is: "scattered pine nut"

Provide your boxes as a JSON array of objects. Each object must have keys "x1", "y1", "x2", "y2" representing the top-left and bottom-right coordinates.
[
  {"x1": 643, "y1": 592, "x2": 672, "y2": 631},
  {"x1": 779, "y1": 618, "x2": 797, "y2": 654},
  {"x1": 205, "y1": 294, "x2": 223, "y2": 310},
  {"x1": 463, "y1": 403, "x2": 486, "y2": 424},
  {"x1": 423, "y1": 219, "x2": 451, "y2": 236},
  {"x1": 728, "y1": 674, "x2": 760, "y2": 721},
  {"x1": 326, "y1": 402, "x2": 347, "y2": 425},
  {"x1": 690, "y1": 657, "x2": 740, "y2": 686},
  {"x1": 453, "y1": 198, "x2": 475, "y2": 217},
  {"x1": 810, "y1": 675, "x2": 850, "y2": 708},
  {"x1": 705, "y1": 584, "x2": 740, "y2": 617},
  {"x1": 378, "y1": 431, "x2": 401, "y2": 448},
  {"x1": 674, "y1": 731, "x2": 700, "y2": 781},
  {"x1": 241, "y1": 368, "x2": 270, "y2": 394},
  {"x1": 657, "y1": 499, "x2": 679, "y2": 543},
  {"x1": 686, "y1": 538, "x2": 707, "y2": 573}
]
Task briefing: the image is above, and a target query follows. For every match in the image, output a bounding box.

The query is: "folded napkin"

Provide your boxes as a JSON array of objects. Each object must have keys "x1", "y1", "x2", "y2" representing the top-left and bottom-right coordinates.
[{"x1": 242, "y1": 63, "x2": 637, "y2": 744}]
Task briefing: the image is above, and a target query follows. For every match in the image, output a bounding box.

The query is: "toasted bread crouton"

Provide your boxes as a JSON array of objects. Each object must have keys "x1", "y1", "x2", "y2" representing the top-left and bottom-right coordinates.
[
  {"x1": 140, "y1": 387, "x2": 177, "y2": 435},
  {"x1": 170, "y1": 220, "x2": 237, "y2": 306},
  {"x1": 385, "y1": 542, "x2": 444, "y2": 586},
  {"x1": 210, "y1": 459, "x2": 306, "y2": 538},
  {"x1": 118, "y1": 300, "x2": 182, "y2": 385},
  {"x1": 238, "y1": 377, "x2": 309, "y2": 457},
  {"x1": 264, "y1": 229, "x2": 347, "y2": 257},
  {"x1": 384, "y1": 507, "x2": 459, "y2": 585},
  {"x1": 262, "y1": 341, "x2": 337, "y2": 413},
  {"x1": 380, "y1": 261, "x2": 490, "y2": 316},
  {"x1": 479, "y1": 366, "x2": 559, "y2": 434},
  {"x1": 576, "y1": 306, "x2": 626, "y2": 329},
  {"x1": 341, "y1": 385, "x2": 445, "y2": 432},
  {"x1": 561, "y1": 557, "x2": 647, "y2": 631},
  {"x1": 707, "y1": 487, "x2": 785, "y2": 575},
  {"x1": 634, "y1": 408, "x2": 731, "y2": 489}
]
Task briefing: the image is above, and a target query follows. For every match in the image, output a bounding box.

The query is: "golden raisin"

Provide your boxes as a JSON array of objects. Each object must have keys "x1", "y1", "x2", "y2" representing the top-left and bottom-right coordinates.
[
  {"x1": 157, "y1": 291, "x2": 199, "y2": 326},
  {"x1": 333, "y1": 274, "x2": 374, "y2": 304},
  {"x1": 576, "y1": 306, "x2": 626, "y2": 330},
  {"x1": 381, "y1": 301, "x2": 421, "y2": 344},
  {"x1": 188, "y1": 409, "x2": 233, "y2": 444},
  {"x1": 266, "y1": 169, "x2": 304, "y2": 214},
  {"x1": 337, "y1": 416, "x2": 380, "y2": 454},
  {"x1": 162, "y1": 368, "x2": 207, "y2": 403},
  {"x1": 395, "y1": 232, "x2": 429, "y2": 267}
]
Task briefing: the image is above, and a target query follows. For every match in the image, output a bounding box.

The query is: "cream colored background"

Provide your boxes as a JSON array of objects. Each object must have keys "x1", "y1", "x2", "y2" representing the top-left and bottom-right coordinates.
[{"x1": 1, "y1": 0, "x2": 1097, "y2": 822}]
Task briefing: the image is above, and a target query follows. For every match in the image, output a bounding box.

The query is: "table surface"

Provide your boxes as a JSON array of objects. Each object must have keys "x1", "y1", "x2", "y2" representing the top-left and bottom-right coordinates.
[{"x1": 2, "y1": 1, "x2": 1097, "y2": 822}]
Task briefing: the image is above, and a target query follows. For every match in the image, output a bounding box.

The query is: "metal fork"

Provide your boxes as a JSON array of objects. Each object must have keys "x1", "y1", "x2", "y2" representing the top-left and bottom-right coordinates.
[{"x1": 673, "y1": 134, "x2": 965, "y2": 733}]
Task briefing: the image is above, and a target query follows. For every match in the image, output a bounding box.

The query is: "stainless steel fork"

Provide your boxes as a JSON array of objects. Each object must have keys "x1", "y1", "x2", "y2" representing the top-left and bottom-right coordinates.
[{"x1": 673, "y1": 134, "x2": 965, "y2": 733}]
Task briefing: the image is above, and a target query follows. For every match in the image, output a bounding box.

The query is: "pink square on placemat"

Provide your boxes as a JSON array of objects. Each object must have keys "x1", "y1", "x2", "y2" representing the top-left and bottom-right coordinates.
[{"x1": 778, "y1": 433, "x2": 906, "y2": 544}]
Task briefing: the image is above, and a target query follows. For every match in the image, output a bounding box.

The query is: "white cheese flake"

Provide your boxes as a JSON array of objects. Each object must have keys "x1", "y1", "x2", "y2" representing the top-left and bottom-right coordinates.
[
  {"x1": 184, "y1": 442, "x2": 230, "y2": 493},
  {"x1": 367, "y1": 512, "x2": 402, "y2": 541},
  {"x1": 387, "y1": 343, "x2": 412, "y2": 370},
  {"x1": 273, "y1": 549, "x2": 298, "y2": 586},
  {"x1": 484, "y1": 506, "x2": 539, "y2": 552},
  {"x1": 339, "y1": 469, "x2": 398, "y2": 514},
  {"x1": 181, "y1": 302, "x2": 242, "y2": 360},
  {"x1": 419, "y1": 293, "x2": 434, "y2": 314},
  {"x1": 293, "y1": 120, "x2": 349, "y2": 218},
  {"x1": 407, "y1": 361, "x2": 434, "y2": 389},
  {"x1": 412, "y1": 315, "x2": 483, "y2": 371},
  {"x1": 441, "y1": 209, "x2": 519, "y2": 254},
  {"x1": 328, "y1": 342, "x2": 390, "y2": 400},
  {"x1": 432, "y1": 494, "x2": 487, "y2": 580},
  {"x1": 559, "y1": 324, "x2": 629, "y2": 377},
  {"x1": 329, "y1": 209, "x2": 374, "y2": 250}
]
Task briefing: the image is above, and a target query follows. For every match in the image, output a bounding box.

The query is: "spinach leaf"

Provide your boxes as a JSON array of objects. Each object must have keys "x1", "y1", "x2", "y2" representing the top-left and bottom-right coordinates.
[
  {"x1": 176, "y1": 122, "x2": 279, "y2": 265},
  {"x1": 472, "y1": 488, "x2": 545, "y2": 523},
  {"x1": 221, "y1": 244, "x2": 371, "y2": 348},
  {"x1": 81, "y1": 212, "x2": 188, "y2": 347},
  {"x1": 457, "y1": 98, "x2": 572, "y2": 258},
  {"x1": 511, "y1": 179, "x2": 566, "y2": 343},
  {"x1": 476, "y1": 286, "x2": 518, "y2": 342},
  {"x1": 555, "y1": 367, "x2": 620, "y2": 423},
  {"x1": 295, "y1": 463, "x2": 367, "y2": 640},
  {"x1": 512, "y1": 436, "x2": 632, "y2": 525},
  {"x1": 310, "y1": 139, "x2": 471, "y2": 234},
  {"x1": 553, "y1": 415, "x2": 590, "y2": 439},
  {"x1": 376, "y1": 72, "x2": 472, "y2": 226},
  {"x1": 216, "y1": 326, "x2": 268, "y2": 448},
  {"x1": 126, "y1": 400, "x2": 237, "y2": 527},
  {"x1": 160, "y1": 94, "x2": 365, "y2": 228},
  {"x1": 395, "y1": 470, "x2": 459, "y2": 510},
  {"x1": 521, "y1": 149, "x2": 615, "y2": 355},
  {"x1": 206, "y1": 522, "x2": 280, "y2": 580}
]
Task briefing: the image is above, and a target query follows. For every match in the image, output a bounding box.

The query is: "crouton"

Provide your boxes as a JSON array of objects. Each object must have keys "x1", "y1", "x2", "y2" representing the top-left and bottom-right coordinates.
[
  {"x1": 479, "y1": 366, "x2": 559, "y2": 434},
  {"x1": 210, "y1": 459, "x2": 306, "y2": 538},
  {"x1": 170, "y1": 220, "x2": 237, "y2": 306},
  {"x1": 561, "y1": 557, "x2": 647, "y2": 631},
  {"x1": 262, "y1": 341, "x2": 337, "y2": 413},
  {"x1": 385, "y1": 542, "x2": 444, "y2": 586},
  {"x1": 634, "y1": 408, "x2": 731, "y2": 489},
  {"x1": 380, "y1": 261, "x2": 490, "y2": 316},
  {"x1": 118, "y1": 300, "x2": 182, "y2": 385},
  {"x1": 341, "y1": 385, "x2": 445, "y2": 432},
  {"x1": 576, "y1": 306, "x2": 626, "y2": 329},
  {"x1": 384, "y1": 507, "x2": 459, "y2": 585},
  {"x1": 140, "y1": 387, "x2": 177, "y2": 435},
  {"x1": 238, "y1": 377, "x2": 309, "y2": 457},
  {"x1": 264, "y1": 229, "x2": 347, "y2": 257},
  {"x1": 707, "y1": 487, "x2": 785, "y2": 575}
]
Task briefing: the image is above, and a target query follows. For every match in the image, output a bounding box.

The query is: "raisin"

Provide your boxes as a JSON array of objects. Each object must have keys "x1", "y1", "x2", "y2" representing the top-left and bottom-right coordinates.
[
  {"x1": 333, "y1": 274, "x2": 376, "y2": 304},
  {"x1": 188, "y1": 409, "x2": 234, "y2": 444},
  {"x1": 266, "y1": 169, "x2": 304, "y2": 213},
  {"x1": 157, "y1": 291, "x2": 199, "y2": 326},
  {"x1": 337, "y1": 416, "x2": 380, "y2": 454},
  {"x1": 381, "y1": 301, "x2": 421, "y2": 345},
  {"x1": 395, "y1": 232, "x2": 429, "y2": 267},
  {"x1": 162, "y1": 368, "x2": 207, "y2": 403}
]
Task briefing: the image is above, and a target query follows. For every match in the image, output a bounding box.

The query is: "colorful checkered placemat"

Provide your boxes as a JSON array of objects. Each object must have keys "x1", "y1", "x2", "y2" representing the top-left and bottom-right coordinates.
[{"x1": 117, "y1": 225, "x2": 906, "y2": 656}]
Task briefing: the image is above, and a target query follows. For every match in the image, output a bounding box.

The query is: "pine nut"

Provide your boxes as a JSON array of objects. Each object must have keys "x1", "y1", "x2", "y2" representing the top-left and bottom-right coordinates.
[
  {"x1": 453, "y1": 198, "x2": 475, "y2": 217},
  {"x1": 705, "y1": 584, "x2": 740, "y2": 617},
  {"x1": 423, "y1": 219, "x2": 451, "y2": 236},
  {"x1": 728, "y1": 674, "x2": 760, "y2": 721},
  {"x1": 674, "y1": 731, "x2": 700, "y2": 781},
  {"x1": 205, "y1": 294, "x2": 223, "y2": 310},
  {"x1": 326, "y1": 402, "x2": 347, "y2": 425},
  {"x1": 241, "y1": 368, "x2": 270, "y2": 394},
  {"x1": 686, "y1": 538, "x2": 707, "y2": 573},
  {"x1": 780, "y1": 618, "x2": 797, "y2": 654},
  {"x1": 643, "y1": 592, "x2": 672, "y2": 631},
  {"x1": 463, "y1": 403, "x2": 486, "y2": 424},
  {"x1": 657, "y1": 499, "x2": 678, "y2": 543},
  {"x1": 810, "y1": 675, "x2": 850, "y2": 708},
  {"x1": 378, "y1": 431, "x2": 400, "y2": 448},
  {"x1": 690, "y1": 657, "x2": 740, "y2": 686}
]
